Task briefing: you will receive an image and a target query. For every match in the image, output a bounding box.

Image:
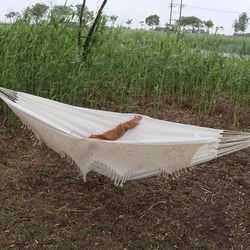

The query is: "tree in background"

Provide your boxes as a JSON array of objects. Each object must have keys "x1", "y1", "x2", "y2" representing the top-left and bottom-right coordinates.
[
  {"x1": 233, "y1": 21, "x2": 240, "y2": 33},
  {"x1": 52, "y1": 5, "x2": 75, "y2": 19},
  {"x1": 75, "y1": 4, "x2": 94, "y2": 23},
  {"x1": 109, "y1": 15, "x2": 118, "y2": 26},
  {"x1": 145, "y1": 14, "x2": 160, "y2": 30},
  {"x1": 125, "y1": 19, "x2": 133, "y2": 29},
  {"x1": 165, "y1": 22, "x2": 175, "y2": 32},
  {"x1": 29, "y1": 3, "x2": 49, "y2": 23},
  {"x1": 203, "y1": 20, "x2": 214, "y2": 34},
  {"x1": 22, "y1": 7, "x2": 32, "y2": 22},
  {"x1": 154, "y1": 27, "x2": 166, "y2": 32},
  {"x1": 215, "y1": 26, "x2": 224, "y2": 34},
  {"x1": 139, "y1": 21, "x2": 145, "y2": 29},
  {"x1": 233, "y1": 12, "x2": 249, "y2": 33},
  {"x1": 5, "y1": 11, "x2": 19, "y2": 23},
  {"x1": 178, "y1": 16, "x2": 202, "y2": 33}
]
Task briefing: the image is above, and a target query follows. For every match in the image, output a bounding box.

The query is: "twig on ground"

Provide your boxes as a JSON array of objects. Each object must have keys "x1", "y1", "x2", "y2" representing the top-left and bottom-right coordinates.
[
  {"x1": 140, "y1": 201, "x2": 166, "y2": 219},
  {"x1": 58, "y1": 203, "x2": 70, "y2": 211},
  {"x1": 211, "y1": 190, "x2": 221, "y2": 202},
  {"x1": 2, "y1": 117, "x2": 8, "y2": 129}
]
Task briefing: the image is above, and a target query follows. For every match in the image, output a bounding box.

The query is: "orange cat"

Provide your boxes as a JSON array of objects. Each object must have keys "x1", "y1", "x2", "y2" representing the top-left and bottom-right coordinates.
[{"x1": 89, "y1": 115, "x2": 142, "y2": 140}]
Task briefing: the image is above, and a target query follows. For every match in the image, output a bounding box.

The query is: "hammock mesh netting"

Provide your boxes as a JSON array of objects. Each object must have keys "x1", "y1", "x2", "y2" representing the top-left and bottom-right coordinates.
[{"x1": 1, "y1": 87, "x2": 250, "y2": 185}]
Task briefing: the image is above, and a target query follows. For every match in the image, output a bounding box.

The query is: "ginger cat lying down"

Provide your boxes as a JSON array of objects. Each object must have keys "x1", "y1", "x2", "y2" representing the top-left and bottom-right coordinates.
[{"x1": 89, "y1": 115, "x2": 142, "y2": 140}]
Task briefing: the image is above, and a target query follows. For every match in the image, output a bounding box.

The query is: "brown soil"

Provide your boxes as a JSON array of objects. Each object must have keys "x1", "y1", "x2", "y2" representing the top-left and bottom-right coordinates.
[{"x1": 1, "y1": 103, "x2": 250, "y2": 250}]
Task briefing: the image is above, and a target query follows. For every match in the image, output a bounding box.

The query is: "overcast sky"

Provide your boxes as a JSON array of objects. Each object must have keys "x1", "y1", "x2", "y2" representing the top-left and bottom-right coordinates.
[{"x1": 1, "y1": 0, "x2": 250, "y2": 34}]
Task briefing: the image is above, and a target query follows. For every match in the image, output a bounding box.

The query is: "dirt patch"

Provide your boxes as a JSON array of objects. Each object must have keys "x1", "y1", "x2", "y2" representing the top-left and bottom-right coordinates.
[{"x1": 1, "y1": 103, "x2": 250, "y2": 250}]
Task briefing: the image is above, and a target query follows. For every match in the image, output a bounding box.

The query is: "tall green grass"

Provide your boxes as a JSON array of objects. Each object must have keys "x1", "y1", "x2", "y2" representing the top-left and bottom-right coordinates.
[
  {"x1": 0, "y1": 18, "x2": 249, "y2": 126},
  {"x1": 191, "y1": 34, "x2": 250, "y2": 55}
]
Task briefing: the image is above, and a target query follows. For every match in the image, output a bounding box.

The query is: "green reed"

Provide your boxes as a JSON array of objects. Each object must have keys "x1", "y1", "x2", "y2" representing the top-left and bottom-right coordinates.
[{"x1": 0, "y1": 18, "x2": 249, "y2": 126}]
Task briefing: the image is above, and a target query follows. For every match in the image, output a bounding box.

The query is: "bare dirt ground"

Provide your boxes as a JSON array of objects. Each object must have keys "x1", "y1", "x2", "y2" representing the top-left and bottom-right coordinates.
[{"x1": 1, "y1": 103, "x2": 250, "y2": 250}]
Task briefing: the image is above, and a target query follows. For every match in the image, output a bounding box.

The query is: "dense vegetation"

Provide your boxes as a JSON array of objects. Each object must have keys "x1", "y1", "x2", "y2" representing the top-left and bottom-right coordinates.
[{"x1": 0, "y1": 18, "x2": 250, "y2": 126}]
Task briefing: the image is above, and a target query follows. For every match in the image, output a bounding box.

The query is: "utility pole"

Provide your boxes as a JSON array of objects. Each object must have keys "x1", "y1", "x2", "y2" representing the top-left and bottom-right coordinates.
[
  {"x1": 169, "y1": 0, "x2": 174, "y2": 26},
  {"x1": 169, "y1": 0, "x2": 183, "y2": 31},
  {"x1": 179, "y1": 0, "x2": 183, "y2": 21}
]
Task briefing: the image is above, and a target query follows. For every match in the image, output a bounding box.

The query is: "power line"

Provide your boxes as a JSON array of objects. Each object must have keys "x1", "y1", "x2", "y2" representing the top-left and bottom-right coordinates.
[{"x1": 184, "y1": 5, "x2": 250, "y2": 14}]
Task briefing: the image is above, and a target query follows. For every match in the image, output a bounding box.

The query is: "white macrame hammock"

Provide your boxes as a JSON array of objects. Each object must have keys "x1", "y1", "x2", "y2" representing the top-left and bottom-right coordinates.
[{"x1": 1, "y1": 87, "x2": 250, "y2": 185}]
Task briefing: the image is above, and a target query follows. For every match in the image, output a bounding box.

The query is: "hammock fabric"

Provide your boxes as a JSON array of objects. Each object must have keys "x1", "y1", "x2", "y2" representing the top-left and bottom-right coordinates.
[{"x1": 1, "y1": 87, "x2": 250, "y2": 185}]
